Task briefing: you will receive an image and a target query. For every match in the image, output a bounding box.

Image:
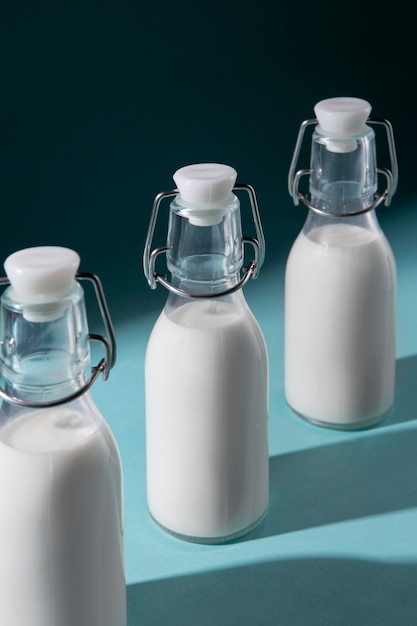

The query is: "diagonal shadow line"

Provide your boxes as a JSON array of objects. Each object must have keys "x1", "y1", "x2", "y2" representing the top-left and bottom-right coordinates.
[
  {"x1": 127, "y1": 557, "x2": 417, "y2": 626},
  {"x1": 256, "y1": 427, "x2": 417, "y2": 538},
  {"x1": 244, "y1": 355, "x2": 417, "y2": 541}
]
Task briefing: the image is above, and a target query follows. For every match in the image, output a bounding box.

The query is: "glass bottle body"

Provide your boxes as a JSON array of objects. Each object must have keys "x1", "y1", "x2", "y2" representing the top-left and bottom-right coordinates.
[
  {"x1": 285, "y1": 207, "x2": 396, "y2": 429},
  {"x1": 146, "y1": 289, "x2": 268, "y2": 541},
  {"x1": 0, "y1": 285, "x2": 126, "y2": 626}
]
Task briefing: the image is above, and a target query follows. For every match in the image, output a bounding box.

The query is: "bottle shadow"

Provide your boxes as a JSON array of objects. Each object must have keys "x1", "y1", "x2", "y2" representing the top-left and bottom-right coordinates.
[
  {"x1": 127, "y1": 557, "x2": 417, "y2": 626},
  {"x1": 246, "y1": 354, "x2": 417, "y2": 541},
  {"x1": 385, "y1": 354, "x2": 417, "y2": 427}
]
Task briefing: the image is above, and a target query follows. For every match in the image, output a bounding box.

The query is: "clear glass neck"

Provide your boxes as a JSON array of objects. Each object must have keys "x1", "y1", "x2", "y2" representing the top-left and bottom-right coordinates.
[
  {"x1": 0, "y1": 283, "x2": 90, "y2": 402},
  {"x1": 309, "y1": 125, "x2": 377, "y2": 215},
  {"x1": 166, "y1": 194, "x2": 243, "y2": 296}
]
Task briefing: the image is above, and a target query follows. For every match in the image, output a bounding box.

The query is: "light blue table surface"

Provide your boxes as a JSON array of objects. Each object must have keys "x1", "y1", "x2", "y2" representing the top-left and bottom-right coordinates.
[{"x1": 91, "y1": 202, "x2": 417, "y2": 626}]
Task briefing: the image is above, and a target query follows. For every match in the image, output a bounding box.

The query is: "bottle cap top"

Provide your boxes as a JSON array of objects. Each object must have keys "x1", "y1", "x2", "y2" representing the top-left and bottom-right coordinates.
[
  {"x1": 314, "y1": 97, "x2": 372, "y2": 136},
  {"x1": 4, "y1": 247, "x2": 80, "y2": 320},
  {"x1": 173, "y1": 163, "x2": 237, "y2": 226}
]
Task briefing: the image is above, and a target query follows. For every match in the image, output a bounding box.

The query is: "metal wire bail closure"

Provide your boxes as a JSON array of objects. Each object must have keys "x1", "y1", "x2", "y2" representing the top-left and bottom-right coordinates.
[
  {"x1": 288, "y1": 117, "x2": 398, "y2": 216},
  {"x1": 143, "y1": 183, "x2": 265, "y2": 299},
  {"x1": 0, "y1": 272, "x2": 117, "y2": 408}
]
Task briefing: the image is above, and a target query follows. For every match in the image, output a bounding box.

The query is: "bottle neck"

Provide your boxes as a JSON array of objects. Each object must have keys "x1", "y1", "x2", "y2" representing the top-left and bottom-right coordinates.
[
  {"x1": 0, "y1": 284, "x2": 90, "y2": 403},
  {"x1": 309, "y1": 125, "x2": 377, "y2": 215},
  {"x1": 166, "y1": 195, "x2": 244, "y2": 296}
]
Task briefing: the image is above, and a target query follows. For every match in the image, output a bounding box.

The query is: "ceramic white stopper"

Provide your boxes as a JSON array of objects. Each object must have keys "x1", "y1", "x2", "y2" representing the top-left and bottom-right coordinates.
[
  {"x1": 173, "y1": 163, "x2": 237, "y2": 226},
  {"x1": 5, "y1": 246, "x2": 80, "y2": 301},
  {"x1": 314, "y1": 97, "x2": 372, "y2": 153},
  {"x1": 4, "y1": 246, "x2": 80, "y2": 320},
  {"x1": 315, "y1": 97, "x2": 372, "y2": 135}
]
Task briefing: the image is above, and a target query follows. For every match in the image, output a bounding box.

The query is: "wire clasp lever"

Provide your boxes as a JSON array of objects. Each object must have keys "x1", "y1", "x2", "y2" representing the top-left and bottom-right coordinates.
[
  {"x1": 143, "y1": 184, "x2": 265, "y2": 299},
  {"x1": 0, "y1": 272, "x2": 116, "y2": 408},
  {"x1": 288, "y1": 117, "x2": 398, "y2": 216}
]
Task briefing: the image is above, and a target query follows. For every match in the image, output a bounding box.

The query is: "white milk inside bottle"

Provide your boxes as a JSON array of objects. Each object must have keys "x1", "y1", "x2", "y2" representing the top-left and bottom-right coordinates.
[
  {"x1": 285, "y1": 221, "x2": 396, "y2": 425},
  {"x1": 285, "y1": 98, "x2": 398, "y2": 429},
  {"x1": 144, "y1": 164, "x2": 269, "y2": 541},
  {"x1": 0, "y1": 247, "x2": 126, "y2": 626}
]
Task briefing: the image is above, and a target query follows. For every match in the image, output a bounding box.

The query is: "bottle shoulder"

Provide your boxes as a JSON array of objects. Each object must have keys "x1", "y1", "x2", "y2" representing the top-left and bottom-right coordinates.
[
  {"x1": 0, "y1": 393, "x2": 120, "y2": 456},
  {"x1": 147, "y1": 296, "x2": 267, "y2": 359},
  {"x1": 156, "y1": 294, "x2": 260, "y2": 329},
  {"x1": 146, "y1": 297, "x2": 268, "y2": 389},
  {"x1": 288, "y1": 219, "x2": 394, "y2": 256},
  {"x1": 286, "y1": 221, "x2": 396, "y2": 291}
]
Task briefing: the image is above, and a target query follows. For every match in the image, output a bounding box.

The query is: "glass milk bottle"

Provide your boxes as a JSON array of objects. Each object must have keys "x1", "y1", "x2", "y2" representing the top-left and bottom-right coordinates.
[
  {"x1": 285, "y1": 97, "x2": 398, "y2": 429},
  {"x1": 143, "y1": 163, "x2": 269, "y2": 542},
  {"x1": 0, "y1": 247, "x2": 126, "y2": 626}
]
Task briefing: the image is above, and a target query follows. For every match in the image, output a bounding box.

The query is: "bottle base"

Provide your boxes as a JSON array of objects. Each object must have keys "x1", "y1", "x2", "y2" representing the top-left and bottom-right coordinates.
[
  {"x1": 287, "y1": 403, "x2": 390, "y2": 431},
  {"x1": 149, "y1": 507, "x2": 268, "y2": 544}
]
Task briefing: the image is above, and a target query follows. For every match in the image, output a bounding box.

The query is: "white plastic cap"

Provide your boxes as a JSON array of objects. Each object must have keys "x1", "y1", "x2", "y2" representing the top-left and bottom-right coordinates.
[
  {"x1": 314, "y1": 97, "x2": 372, "y2": 153},
  {"x1": 173, "y1": 163, "x2": 237, "y2": 226},
  {"x1": 4, "y1": 246, "x2": 80, "y2": 321}
]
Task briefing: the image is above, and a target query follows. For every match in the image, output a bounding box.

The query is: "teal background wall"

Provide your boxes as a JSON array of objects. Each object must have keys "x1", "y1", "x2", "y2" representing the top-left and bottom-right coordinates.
[{"x1": 1, "y1": 0, "x2": 415, "y2": 315}]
